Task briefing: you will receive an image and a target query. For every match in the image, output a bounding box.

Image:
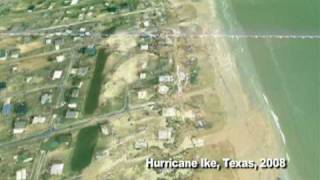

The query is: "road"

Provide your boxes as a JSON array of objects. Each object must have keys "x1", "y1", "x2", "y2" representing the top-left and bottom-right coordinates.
[
  {"x1": 0, "y1": 101, "x2": 155, "y2": 149},
  {"x1": 0, "y1": 84, "x2": 59, "y2": 100}
]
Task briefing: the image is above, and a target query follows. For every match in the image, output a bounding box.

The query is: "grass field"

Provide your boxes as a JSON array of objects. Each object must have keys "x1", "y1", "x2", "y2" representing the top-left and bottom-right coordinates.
[
  {"x1": 70, "y1": 126, "x2": 99, "y2": 172},
  {"x1": 84, "y1": 48, "x2": 109, "y2": 115}
]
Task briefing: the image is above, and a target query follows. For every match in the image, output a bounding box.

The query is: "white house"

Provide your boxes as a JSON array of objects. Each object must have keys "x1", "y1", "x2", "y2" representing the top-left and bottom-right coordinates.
[
  {"x1": 32, "y1": 116, "x2": 46, "y2": 124},
  {"x1": 67, "y1": 103, "x2": 77, "y2": 109},
  {"x1": 140, "y1": 44, "x2": 149, "y2": 51},
  {"x1": 139, "y1": 73, "x2": 146, "y2": 79},
  {"x1": 70, "y1": 0, "x2": 79, "y2": 5},
  {"x1": 158, "y1": 129, "x2": 172, "y2": 141},
  {"x1": 138, "y1": 90, "x2": 147, "y2": 99},
  {"x1": 159, "y1": 75, "x2": 174, "y2": 83},
  {"x1": 52, "y1": 70, "x2": 63, "y2": 80},
  {"x1": 162, "y1": 107, "x2": 177, "y2": 117},
  {"x1": 191, "y1": 138, "x2": 204, "y2": 148},
  {"x1": 158, "y1": 85, "x2": 169, "y2": 95},
  {"x1": 50, "y1": 163, "x2": 64, "y2": 175},
  {"x1": 56, "y1": 55, "x2": 65, "y2": 63},
  {"x1": 16, "y1": 168, "x2": 27, "y2": 180}
]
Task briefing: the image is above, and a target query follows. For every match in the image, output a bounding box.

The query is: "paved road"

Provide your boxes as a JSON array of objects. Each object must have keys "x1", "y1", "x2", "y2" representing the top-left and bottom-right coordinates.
[{"x1": 0, "y1": 101, "x2": 155, "y2": 149}]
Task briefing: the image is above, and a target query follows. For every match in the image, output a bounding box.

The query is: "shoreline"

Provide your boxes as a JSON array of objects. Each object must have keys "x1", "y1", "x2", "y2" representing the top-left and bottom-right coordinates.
[{"x1": 199, "y1": 0, "x2": 288, "y2": 179}]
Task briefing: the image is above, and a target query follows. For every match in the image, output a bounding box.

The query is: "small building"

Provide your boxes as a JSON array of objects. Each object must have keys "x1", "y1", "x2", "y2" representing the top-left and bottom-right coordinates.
[
  {"x1": 70, "y1": 0, "x2": 79, "y2": 5},
  {"x1": 41, "y1": 93, "x2": 53, "y2": 104},
  {"x1": 50, "y1": 163, "x2": 64, "y2": 175},
  {"x1": 32, "y1": 116, "x2": 46, "y2": 124},
  {"x1": 84, "y1": 45, "x2": 97, "y2": 56},
  {"x1": 140, "y1": 44, "x2": 149, "y2": 51},
  {"x1": 65, "y1": 110, "x2": 79, "y2": 119},
  {"x1": 159, "y1": 75, "x2": 174, "y2": 83},
  {"x1": 143, "y1": 21, "x2": 150, "y2": 28},
  {"x1": 162, "y1": 107, "x2": 177, "y2": 117},
  {"x1": 138, "y1": 90, "x2": 147, "y2": 99},
  {"x1": 45, "y1": 38, "x2": 52, "y2": 45},
  {"x1": 139, "y1": 73, "x2": 146, "y2": 79},
  {"x1": 9, "y1": 48, "x2": 20, "y2": 59},
  {"x1": 191, "y1": 138, "x2": 204, "y2": 148},
  {"x1": 78, "y1": 67, "x2": 89, "y2": 76},
  {"x1": 52, "y1": 70, "x2": 63, "y2": 80},
  {"x1": 158, "y1": 85, "x2": 169, "y2": 95},
  {"x1": 100, "y1": 125, "x2": 110, "y2": 136},
  {"x1": 71, "y1": 89, "x2": 80, "y2": 98},
  {"x1": 158, "y1": 129, "x2": 172, "y2": 141},
  {"x1": 16, "y1": 168, "x2": 27, "y2": 180},
  {"x1": 13, "y1": 121, "x2": 27, "y2": 134},
  {"x1": 56, "y1": 55, "x2": 65, "y2": 63},
  {"x1": 2, "y1": 99, "x2": 13, "y2": 115},
  {"x1": 134, "y1": 139, "x2": 148, "y2": 149},
  {"x1": 67, "y1": 103, "x2": 77, "y2": 109}
]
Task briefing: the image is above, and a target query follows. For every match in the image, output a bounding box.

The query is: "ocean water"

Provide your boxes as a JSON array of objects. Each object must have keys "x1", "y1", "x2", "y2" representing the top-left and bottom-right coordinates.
[{"x1": 215, "y1": 0, "x2": 320, "y2": 179}]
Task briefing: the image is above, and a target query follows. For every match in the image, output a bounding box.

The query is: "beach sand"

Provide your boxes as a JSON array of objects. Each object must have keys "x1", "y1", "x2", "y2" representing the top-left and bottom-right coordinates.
[{"x1": 188, "y1": 0, "x2": 285, "y2": 179}]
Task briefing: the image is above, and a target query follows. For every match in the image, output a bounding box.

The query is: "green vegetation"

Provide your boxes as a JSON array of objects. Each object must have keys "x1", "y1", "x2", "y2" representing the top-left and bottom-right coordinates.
[
  {"x1": 41, "y1": 133, "x2": 72, "y2": 151},
  {"x1": 189, "y1": 65, "x2": 200, "y2": 85},
  {"x1": 70, "y1": 126, "x2": 99, "y2": 172},
  {"x1": 84, "y1": 49, "x2": 109, "y2": 115}
]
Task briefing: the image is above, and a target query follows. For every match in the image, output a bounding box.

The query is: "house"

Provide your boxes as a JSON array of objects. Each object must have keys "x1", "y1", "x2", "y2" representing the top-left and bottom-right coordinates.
[
  {"x1": 13, "y1": 121, "x2": 27, "y2": 134},
  {"x1": 52, "y1": 70, "x2": 63, "y2": 80},
  {"x1": 158, "y1": 129, "x2": 172, "y2": 140},
  {"x1": 67, "y1": 103, "x2": 77, "y2": 109},
  {"x1": 70, "y1": 0, "x2": 79, "y2": 5},
  {"x1": 139, "y1": 73, "x2": 146, "y2": 79},
  {"x1": 158, "y1": 85, "x2": 169, "y2": 95},
  {"x1": 56, "y1": 55, "x2": 65, "y2": 62},
  {"x1": 196, "y1": 120, "x2": 205, "y2": 129},
  {"x1": 9, "y1": 48, "x2": 20, "y2": 59},
  {"x1": 95, "y1": 150, "x2": 109, "y2": 160},
  {"x1": 138, "y1": 90, "x2": 147, "y2": 99},
  {"x1": 140, "y1": 44, "x2": 148, "y2": 51},
  {"x1": 54, "y1": 39, "x2": 64, "y2": 50},
  {"x1": 159, "y1": 75, "x2": 174, "y2": 83},
  {"x1": 45, "y1": 38, "x2": 52, "y2": 45},
  {"x1": 134, "y1": 139, "x2": 148, "y2": 149},
  {"x1": 84, "y1": 45, "x2": 96, "y2": 56},
  {"x1": 100, "y1": 125, "x2": 110, "y2": 136},
  {"x1": 71, "y1": 89, "x2": 80, "y2": 98},
  {"x1": 191, "y1": 138, "x2": 204, "y2": 147},
  {"x1": 162, "y1": 107, "x2": 177, "y2": 117},
  {"x1": 78, "y1": 67, "x2": 89, "y2": 76},
  {"x1": 143, "y1": 21, "x2": 150, "y2": 28},
  {"x1": 183, "y1": 110, "x2": 195, "y2": 120},
  {"x1": 2, "y1": 99, "x2": 13, "y2": 115},
  {"x1": 50, "y1": 163, "x2": 64, "y2": 175},
  {"x1": 0, "y1": 49, "x2": 7, "y2": 60},
  {"x1": 65, "y1": 110, "x2": 79, "y2": 119},
  {"x1": 32, "y1": 116, "x2": 46, "y2": 124},
  {"x1": 40, "y1": 93, "x2": 53, "y2": 104},
  {"x1": 16, "y1": 168, "x2": 27, "y2": 180}
]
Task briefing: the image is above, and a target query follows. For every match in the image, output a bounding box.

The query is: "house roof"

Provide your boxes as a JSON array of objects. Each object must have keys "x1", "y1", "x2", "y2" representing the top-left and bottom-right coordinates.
[
  {"x1": 2, "y1": 103, "x2": 13, "y2": 115},
  {"x1": 50, "y1": 163, "x2": 64, "y2": 175},
  {"x1": 16, "y1": 168, "x2": 27, "y2": 180},
  {"x1": 14, "y1": 121, "x2": 27, "y2": 129},
  {"x1": 65, "y1": 110, "x2": 79, "y2": 119}
]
